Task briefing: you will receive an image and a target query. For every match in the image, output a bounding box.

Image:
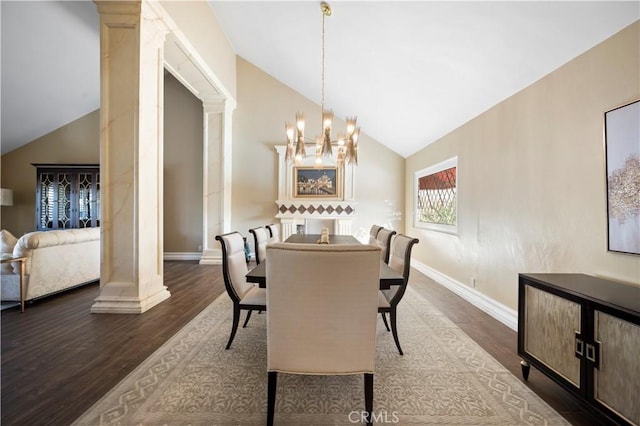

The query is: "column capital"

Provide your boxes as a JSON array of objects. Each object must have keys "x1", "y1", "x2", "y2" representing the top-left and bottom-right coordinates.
[
  {"x1": 95, "y1": 1, "x2": 141, "y2": 16},
  {"x1": 95, "y1": 0, "x2": 169, "y2": 39},
  {"x1": 203, "y1": 100, "x2": 228, "y2": 114}
]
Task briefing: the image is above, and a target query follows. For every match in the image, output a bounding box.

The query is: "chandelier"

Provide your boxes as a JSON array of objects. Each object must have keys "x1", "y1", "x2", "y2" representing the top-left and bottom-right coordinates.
[{"x1": 284, "y1": 2, "x2": 360, "y2": 168}]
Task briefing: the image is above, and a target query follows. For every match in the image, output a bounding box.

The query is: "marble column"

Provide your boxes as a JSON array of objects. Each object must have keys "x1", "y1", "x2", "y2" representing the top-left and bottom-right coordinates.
[
  {"x1": 92, "y1": 1, "x2": 171, "y2": 313},
  {"x1": 199, "y1": 100, "x2": 233, "y2": 265}
]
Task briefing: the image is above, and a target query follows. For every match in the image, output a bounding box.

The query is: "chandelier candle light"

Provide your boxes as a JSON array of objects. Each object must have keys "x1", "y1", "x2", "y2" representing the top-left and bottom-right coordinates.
[{"x1": 285, "y1": 2, "x2": 360, "y2": 168}]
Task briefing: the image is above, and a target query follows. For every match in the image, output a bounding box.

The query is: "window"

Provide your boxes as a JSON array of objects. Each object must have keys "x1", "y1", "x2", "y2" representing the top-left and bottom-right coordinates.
[{"x1": 414, "y1": 156, "x2": 457, "y2": 234}]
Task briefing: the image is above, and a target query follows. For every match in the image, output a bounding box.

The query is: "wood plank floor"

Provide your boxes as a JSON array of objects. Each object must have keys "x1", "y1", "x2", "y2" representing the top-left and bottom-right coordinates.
[{"x1": 1, "y1": 261, "x2": 603, "y2": 425}]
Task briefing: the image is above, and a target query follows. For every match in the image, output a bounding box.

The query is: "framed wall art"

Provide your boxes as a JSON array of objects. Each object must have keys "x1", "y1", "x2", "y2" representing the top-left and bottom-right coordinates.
[
  {"x1": 604, "y1": 99, "x2": 639, "y2": 255},
  {"x1": 294, "y1": 167, "x2": 342, "y2": 198}
]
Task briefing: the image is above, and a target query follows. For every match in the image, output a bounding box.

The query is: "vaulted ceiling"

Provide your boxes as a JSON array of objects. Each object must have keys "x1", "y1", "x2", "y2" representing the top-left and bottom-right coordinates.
[
  {"x1": 1, "y1": 1, "x2": 100, "y2": 155},
  {"x1": 1, "y1": 1, "x2": 638, "y2": 157}
]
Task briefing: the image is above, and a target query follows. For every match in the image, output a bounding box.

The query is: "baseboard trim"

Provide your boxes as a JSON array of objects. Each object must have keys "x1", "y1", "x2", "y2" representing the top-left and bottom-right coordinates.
[
  {"x1": 411, "y1": 259, "x2": 518, "y2": 331},
  {"x1": 163, "y1": 252, "x2": 202, "y2": 261}
]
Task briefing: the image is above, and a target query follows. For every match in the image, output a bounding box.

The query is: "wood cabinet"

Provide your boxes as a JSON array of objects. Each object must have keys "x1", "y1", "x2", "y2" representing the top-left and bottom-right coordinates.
[
  {"x1": 34, "y1": 164, "x2": 100, "y2": 230},
  {"x1": 518, "y1": 273, "x2": 640, "y2": 426}
]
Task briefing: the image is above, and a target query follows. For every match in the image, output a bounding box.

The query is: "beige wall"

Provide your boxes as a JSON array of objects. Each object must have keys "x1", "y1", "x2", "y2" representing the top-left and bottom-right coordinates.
[
  {"x1": 163, "y1": 71, "x2": 203, "y2": 253},
  {"x1": 0, "y1": 73, "x2": 204, "y2": 254},
  {"x1": 232, "y1": 57, "x2": 405, "y2": 249},
  {"x1": 406, "y1": 22, "x2": 640, "y2": 310},
  {"x1": 0, "y1": 109, "x2": 100, "y2": 236}
]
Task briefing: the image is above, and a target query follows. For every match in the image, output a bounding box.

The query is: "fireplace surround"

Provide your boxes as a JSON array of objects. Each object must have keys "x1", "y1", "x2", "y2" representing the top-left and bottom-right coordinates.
[{"x1": 274, "y1": 146, "x2": 356, "y2": 240}]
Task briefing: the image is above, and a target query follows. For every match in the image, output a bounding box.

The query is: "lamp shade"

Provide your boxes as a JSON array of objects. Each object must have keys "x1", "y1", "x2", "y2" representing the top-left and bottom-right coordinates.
[{"x1": 0, "y1": 188, "x2": 13, "y2": 206}]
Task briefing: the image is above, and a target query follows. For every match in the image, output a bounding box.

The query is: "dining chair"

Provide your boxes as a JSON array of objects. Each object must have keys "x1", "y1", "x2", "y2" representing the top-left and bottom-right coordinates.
[
  {"x1": 265, "y1": 223, "x2": 280, "y2": 243},
  {"x1": 369, "y1": 224, "x2": 383, "y2": 243},
  {"x1": 378, "y1": 234, "x2": 419, "y2": 355},
  {"x1": 266, "y1": 242, "x2": 381, "y2": 426},
  {"x1": 375, "y1": 227, "x2": 396, "y2": 264},
  {"x1": 249, "y1": 226, "x2": 269, "y2": 265},
  {"x1": 215, "y1": 232, "x2": 267, "y2": 349}
]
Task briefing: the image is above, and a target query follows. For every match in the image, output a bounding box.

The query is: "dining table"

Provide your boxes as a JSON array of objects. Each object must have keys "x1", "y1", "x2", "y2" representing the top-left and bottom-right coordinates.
[{"x1": 245, "y1": 234, "x2": 405, "y2": 290}]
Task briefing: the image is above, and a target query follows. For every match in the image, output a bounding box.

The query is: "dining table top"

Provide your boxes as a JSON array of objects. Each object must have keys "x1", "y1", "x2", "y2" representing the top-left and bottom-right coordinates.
[
  {"x1": 245, "y1": 233, "x2": 405, "y2": 290},
  {"x1": 283, "y1": 233, "x2": 361, "y2": 245}
]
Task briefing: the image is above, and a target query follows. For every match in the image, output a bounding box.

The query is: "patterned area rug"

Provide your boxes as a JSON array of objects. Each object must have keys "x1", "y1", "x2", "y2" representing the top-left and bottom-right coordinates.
[{"x1": 73, "y1": 287, "x2": 569, "y2": 425}]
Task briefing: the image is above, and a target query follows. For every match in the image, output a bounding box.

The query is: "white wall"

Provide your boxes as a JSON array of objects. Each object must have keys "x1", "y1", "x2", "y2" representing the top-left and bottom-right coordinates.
[{"x1": 406, "y1": 22, "x2": 640, "y2": 311}]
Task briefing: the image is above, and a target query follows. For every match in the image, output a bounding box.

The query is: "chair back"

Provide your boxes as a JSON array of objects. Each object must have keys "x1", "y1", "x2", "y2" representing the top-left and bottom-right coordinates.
[
  {"x1": 376, "y1": 228, "x2": 397, "y2": 264},
  {"x1": 266, "y1": 243, "x2": 380, "y2": 375},
  {"x1": 383, "y1": 234, "x2": 419, "y2": 306},
  {"x1": 249, "y1": 227, "x2": 269, "y2": 264},
  {"x1": 266, "y1": 224, "x2": 280, "y2": 243},
  {"x1": 369, "y1": 224, "x2": 383, "y2": 243},
  {"x1": 216, "y1": 232, "x2": 253, "y2": 303}
]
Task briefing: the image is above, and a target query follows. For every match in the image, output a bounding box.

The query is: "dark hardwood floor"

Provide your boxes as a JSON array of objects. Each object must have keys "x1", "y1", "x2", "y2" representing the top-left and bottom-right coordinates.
[
  {"x1": 409, "y1": 272, "x2": 606, "y2": 426},
  {"x1": 2, "y1": 261, "x2": 602, "y2": 425},
  {"x1": 1, "y1": 261, "x2": 225, "y2": 426}
]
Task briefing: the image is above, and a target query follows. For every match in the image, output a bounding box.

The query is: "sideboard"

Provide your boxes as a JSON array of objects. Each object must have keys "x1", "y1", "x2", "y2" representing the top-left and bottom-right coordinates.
[{"x1": 518, "y1": 273, "x2": 639, "y2": 426}]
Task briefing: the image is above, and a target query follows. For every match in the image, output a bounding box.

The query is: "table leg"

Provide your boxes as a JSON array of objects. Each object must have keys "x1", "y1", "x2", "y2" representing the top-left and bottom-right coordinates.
[
  {"x1": 520, "y1": 360, "x2": 530, "y2": 380},
  {"x1": 19, "y1": 259, "x2": 25, "y2": 313}
]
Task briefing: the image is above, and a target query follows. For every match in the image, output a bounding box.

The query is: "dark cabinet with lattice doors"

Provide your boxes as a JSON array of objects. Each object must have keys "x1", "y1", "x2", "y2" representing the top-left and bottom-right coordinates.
[{"x1": 33, "y1": 164, "x2": 100, "y2": 230}]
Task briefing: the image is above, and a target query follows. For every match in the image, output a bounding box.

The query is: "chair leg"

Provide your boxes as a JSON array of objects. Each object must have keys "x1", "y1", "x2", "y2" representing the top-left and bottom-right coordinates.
[
  {"x1": 390, "y1": 307, "x2": 403, "y2": 355},
  {"x1": 226, "y1": 305, "x2": 240, "y2": 350},
  {"x1": 242, "y1": 310, "x2": 253, "y2": 328},
  {"x1": 380, "y1": 311, "x2": 390, "y2": 332},
  {"x1": 267, "y1": 371, "x2": 278, "y2": 426},
  {"x1": 364, "y1": 373, "x2": 373, "y2": 426}
]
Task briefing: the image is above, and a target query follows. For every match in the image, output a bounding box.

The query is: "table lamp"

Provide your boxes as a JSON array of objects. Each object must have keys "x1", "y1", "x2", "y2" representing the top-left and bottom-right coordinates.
[{"x1": 0, "y1": 188, "x2": 13, "y2": 206}]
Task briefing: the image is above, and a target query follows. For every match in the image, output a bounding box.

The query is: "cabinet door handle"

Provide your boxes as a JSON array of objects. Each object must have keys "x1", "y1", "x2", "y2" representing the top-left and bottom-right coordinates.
[
  {"x1": 574, "y1": 332, "x2": 584, "y2": 358},
  {"x1": 586, "y1": 341, "x2": 600, "y2": 369}
]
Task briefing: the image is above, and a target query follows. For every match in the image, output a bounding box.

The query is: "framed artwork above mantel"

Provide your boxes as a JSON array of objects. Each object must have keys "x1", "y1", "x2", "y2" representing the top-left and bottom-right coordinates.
[
  {"x1": 293, "y1": 167, "x2": 343, "y2": 199},
  {"x1": 274, "y1": 145, "x2": 355, "y2": 202}
]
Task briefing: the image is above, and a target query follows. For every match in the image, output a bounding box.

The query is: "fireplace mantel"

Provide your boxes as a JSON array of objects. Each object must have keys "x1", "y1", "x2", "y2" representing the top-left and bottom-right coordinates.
[{"x1": 274, "y1": 146, "x2": 356, "y2": 239}]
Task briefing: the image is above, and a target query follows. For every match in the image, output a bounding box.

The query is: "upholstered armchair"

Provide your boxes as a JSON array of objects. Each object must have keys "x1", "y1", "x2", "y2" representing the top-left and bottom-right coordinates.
[
  {"x1": 266, "y1": 242, "x2": 381, "y2": 426},
  {"x1": 249, "y1": 226, "x2": 269, "y2": 265},
  {"x1": 215, "y1": 232, "x2": 267, "y2": 349},
  {"x1": 379, "y1": 234, "x2": 419, "y2": 355},
  {"x1": 375, "y1": 228, "x2": 397, "y2": 264},
  {"x1": 265, "y1": 223, "x2": 280, "y2": 243}
]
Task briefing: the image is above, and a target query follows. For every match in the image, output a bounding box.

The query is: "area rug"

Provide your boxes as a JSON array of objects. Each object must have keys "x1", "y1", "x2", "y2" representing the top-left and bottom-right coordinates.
[{"x1": 73, "y1": 287, "x2": 569, "y2": 425}]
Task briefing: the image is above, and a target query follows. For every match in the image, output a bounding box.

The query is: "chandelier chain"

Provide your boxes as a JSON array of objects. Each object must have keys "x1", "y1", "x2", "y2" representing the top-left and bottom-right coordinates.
[
  {"x1": 284, "y1": 1, "x2": 359, "y2": 167},
  {"x1": 321, "y1": 6, "x2": 326, "y2": 113}
]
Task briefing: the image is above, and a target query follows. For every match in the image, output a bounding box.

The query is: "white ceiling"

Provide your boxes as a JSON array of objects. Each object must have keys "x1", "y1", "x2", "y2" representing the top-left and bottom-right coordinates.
[
  {"x1": 1, "y1": 1, "x2": 638, "y2": 157},
  {"x1": 209, "y1": 1, "x2": 639, "y2": 158}
]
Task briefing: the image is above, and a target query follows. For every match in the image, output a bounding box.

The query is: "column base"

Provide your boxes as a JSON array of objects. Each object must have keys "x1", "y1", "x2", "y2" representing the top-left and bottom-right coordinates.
[{"x1": 91, "y1": 286, "x2": 171, "y2": 314}]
